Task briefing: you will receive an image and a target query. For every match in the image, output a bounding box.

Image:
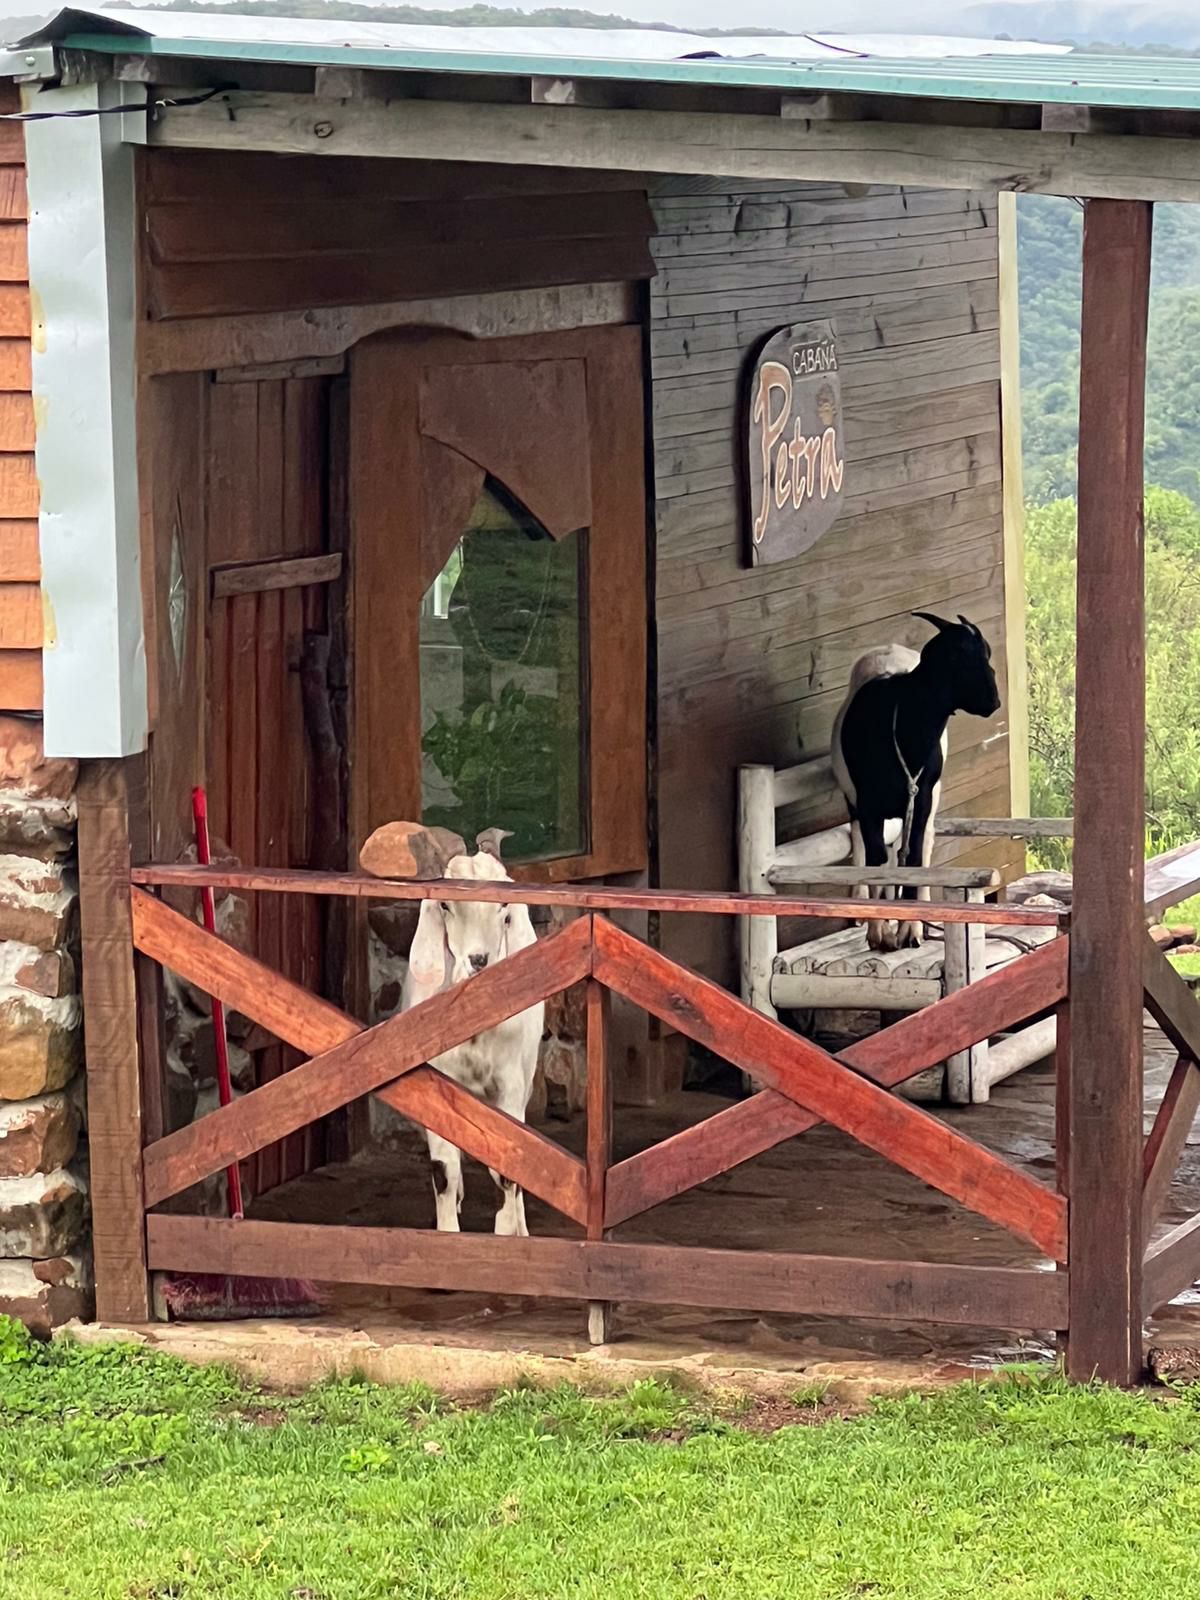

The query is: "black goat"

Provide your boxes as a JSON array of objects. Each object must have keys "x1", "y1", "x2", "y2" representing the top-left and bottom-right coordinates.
[{"x1": 831, "y1": 613, "x2": 1001, "y2": 951}]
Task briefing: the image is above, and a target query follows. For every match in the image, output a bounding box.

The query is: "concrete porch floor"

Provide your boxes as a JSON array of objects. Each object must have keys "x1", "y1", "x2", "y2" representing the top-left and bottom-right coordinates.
[{"x1": 74, "y1": 1026, "x2": 1200, "y2": 1396}]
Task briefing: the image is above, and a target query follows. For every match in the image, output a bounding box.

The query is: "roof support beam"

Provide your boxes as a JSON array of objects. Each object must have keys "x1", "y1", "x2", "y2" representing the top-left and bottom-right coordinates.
[
  {"x1": 146, "y1": 87, "x2": 1200, "y2": 203},
  {"x1": 1067, "y1": 198, "x2": 1153, "y2": 1386}
]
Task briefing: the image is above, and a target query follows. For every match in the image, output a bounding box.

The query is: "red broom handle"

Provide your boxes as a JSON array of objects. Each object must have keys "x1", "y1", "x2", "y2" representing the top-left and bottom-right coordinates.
[{"x1": 192, "y1": 786, "x2": 244, "y2": 1221}]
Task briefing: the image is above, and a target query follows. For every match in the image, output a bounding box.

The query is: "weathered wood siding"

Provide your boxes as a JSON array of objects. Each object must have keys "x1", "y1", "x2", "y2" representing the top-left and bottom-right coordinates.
[
  {"x1": 139, "y1": 151, "x2": 655, "y2": 321},
  {"x1": 650, "y1": 179, "x2": 1018, "y2": 982},
  {"x1": 0, "y1": 84, "x2": 37, "y2": 714}
]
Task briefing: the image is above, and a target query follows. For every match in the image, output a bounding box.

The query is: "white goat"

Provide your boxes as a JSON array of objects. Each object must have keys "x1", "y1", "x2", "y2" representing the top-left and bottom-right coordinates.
[{"x1": 402, "y1": 847, "x2": 544, "y2": 1236}]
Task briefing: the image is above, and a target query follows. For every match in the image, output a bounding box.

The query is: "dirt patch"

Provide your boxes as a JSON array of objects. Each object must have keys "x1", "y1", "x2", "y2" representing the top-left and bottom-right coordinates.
[
  {"x1": 729, "y1": 1395, "x2": 862, "y2": 1433},
  {"x1": 645, "y1": 1394, "x2": 862, "y2": 1441}
]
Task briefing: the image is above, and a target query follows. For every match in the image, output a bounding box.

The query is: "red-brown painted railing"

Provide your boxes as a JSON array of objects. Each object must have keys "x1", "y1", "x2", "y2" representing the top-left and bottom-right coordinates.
[{"x1": 130, "y1": 869, "x2": 1073, "y2": 1339}]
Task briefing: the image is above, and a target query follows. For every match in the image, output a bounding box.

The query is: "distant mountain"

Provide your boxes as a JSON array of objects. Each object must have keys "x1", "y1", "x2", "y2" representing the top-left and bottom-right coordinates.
[
  {"x1": 92, "y1": 0, "x2": 1200, "y2": 50},
  {"x1": 964, "y1": 3, "x2": 1200, "y2": 49}
]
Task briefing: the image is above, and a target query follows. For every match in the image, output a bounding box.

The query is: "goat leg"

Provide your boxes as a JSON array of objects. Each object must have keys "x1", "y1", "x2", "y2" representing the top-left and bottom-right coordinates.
[
  {"x1": 859, "y1": 816, "x2": 898, "y2": 952},
  {"x1": 427, "y1": 1136, "x2": 465, "y2": 1232},
  {"x1": 896, "y1": 781, "x2": 939, "y2": 948}
]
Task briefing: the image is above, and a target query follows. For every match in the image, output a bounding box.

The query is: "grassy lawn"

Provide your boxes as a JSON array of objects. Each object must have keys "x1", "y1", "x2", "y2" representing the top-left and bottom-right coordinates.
[{"x1": 4, "y1": 1322, "x2": 1200, "y2": 1600}]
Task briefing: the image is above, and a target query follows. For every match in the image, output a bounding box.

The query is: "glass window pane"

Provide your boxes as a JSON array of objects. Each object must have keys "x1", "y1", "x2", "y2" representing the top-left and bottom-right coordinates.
[{"x1": 420, "y1": 478, "x2": 588, "y2": 862}]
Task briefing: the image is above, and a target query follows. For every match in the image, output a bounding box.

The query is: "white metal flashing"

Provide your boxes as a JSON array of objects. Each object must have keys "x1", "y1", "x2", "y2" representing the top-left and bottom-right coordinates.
[{"x1": 23, "y1": 79, "x2": 148, "y2": 758}]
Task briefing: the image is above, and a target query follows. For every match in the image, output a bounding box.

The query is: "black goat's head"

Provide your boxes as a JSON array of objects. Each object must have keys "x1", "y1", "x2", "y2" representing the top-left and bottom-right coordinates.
[{"x1": 913, "y1": 612, "x2": 1001, "y2": 719}]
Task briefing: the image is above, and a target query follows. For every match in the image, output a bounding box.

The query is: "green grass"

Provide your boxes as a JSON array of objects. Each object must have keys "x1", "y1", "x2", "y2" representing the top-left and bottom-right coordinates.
[{"x1": 5, "y1": 1322, "x2": 1200, "y2": 1599}]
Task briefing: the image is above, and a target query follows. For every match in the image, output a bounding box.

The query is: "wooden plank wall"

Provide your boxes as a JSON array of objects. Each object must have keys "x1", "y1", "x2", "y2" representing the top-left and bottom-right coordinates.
[
  {"x1": 139, "y1": 151, "x2": 656, "y2": 321},
  {"x1": 0, "y1": 84, "x2": 38, "y2": 714},
  {"x1": 649, "y1": 179, "x2": 1019, "y2": 982}
]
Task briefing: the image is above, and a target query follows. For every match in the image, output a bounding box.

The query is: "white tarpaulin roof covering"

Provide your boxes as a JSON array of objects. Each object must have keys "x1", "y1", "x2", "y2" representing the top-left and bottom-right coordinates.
[{"x1": 14, "y1": 8, "x2": 1074, "y2": 64}]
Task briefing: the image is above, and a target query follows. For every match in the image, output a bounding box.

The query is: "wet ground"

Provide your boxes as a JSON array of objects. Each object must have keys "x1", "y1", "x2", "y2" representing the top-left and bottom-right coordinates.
[{"x1": 239, "y1": 1023, "x2": 1200, "y2": 1378}]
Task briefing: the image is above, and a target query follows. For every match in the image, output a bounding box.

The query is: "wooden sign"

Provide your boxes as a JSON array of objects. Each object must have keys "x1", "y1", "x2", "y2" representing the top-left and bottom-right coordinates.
[{"x1": 746, "y1": 321, "x2": 845, "y2": 567}]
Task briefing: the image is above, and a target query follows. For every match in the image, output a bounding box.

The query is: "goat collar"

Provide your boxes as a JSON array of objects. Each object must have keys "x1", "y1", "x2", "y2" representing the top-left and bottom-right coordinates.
[{"x1": 891, "y1": 705, "x2": 926, "y2": 862}]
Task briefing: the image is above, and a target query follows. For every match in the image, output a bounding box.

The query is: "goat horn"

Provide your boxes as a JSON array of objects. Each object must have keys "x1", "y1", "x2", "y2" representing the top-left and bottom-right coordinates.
[
  {"x1": 912, "y1": 610, "x2": 953, "y2": 633},
  {"x1": 476, "y1": 827, "x2": 514, "y2": 861},
  {"x1": 957, "y1": 614, "x2": 980, "y2": 636}
]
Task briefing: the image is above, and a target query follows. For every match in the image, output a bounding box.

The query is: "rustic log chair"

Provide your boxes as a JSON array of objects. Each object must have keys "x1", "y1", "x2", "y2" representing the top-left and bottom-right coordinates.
[{"x1": 738, "y1": 756, "x2": 1071, "y2": 1104}]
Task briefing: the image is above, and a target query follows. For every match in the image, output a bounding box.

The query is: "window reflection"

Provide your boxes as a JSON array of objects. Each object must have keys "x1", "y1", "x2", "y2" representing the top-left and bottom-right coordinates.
[{"x1": 420, "y1": 478, "x2": 587, "y2": 861}]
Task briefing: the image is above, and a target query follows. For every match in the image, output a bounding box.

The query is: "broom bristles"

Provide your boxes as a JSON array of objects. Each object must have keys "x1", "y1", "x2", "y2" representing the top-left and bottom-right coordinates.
[{"x1": 154, "y1": 1272, "x2": 323, "y2": 1322}]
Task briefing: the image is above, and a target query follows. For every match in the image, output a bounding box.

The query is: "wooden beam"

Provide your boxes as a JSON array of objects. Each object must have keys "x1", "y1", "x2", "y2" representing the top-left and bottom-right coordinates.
[
  {"x1": 585, "y1": 979, "x2": 614, "y2": 1343},
  {"x1": 937, "y1": 818, "x2": 1072, "y2": 838},
  {"x1": 129, "y1": 862, "x2": 1063, "y2": 926},
  {"x1": 214, "y1": 355, "x2": 345, "y2": 384},
  {"x1": 211, "y1": 552, "x2": 343, "y2": 599},
  {"x1": 605, "y1": 933, "x2": 1068, "y2": 1227},
  {"x1": 138, "y1": 282, "x2": 635, "y2": 377},
  {"x1": 1068, "y1": 198, "x2": 1152, "y2": 1385},
  {"x1": 374, "y1": 1070, "x2": 588, "y2": 1225},
  {"x1": 77, "y1": 759, "x2": 150, "y2": 1323},
  {"x1": 766, "y1": 864, "x2": 999, "y2": 890},
  {"x1": 137, "y1": 898, "x2": 593, "y2": 1205},
  {"x1": 150, "y1": 91, "x2": 1200, "y2": 204},
  {"x1": 1144, "y1": 838, "x2": 1200, "y2": 920},
  {"x1": 1144, "y1": 1212, "x2": 1200, "y2": 1315},
  {"x1": 146, "y1": 1215, "x2": 1070, "y2": 1329},
  {"x1": 593, "y1": 917, "x2": 1067, "y2": 1261},
  {"x1": 131, "y1": 888, "x2": 357, "y2": 1057},
  {"x1": 1143, "y1": 936, "x2": 1200, "y2": 1064},
  {"x1": 1142, "y1": 1056, "x2": 1200, "y2": 1244}
]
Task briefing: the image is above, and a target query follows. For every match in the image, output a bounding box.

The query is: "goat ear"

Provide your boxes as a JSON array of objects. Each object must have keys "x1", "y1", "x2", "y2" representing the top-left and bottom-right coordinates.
[
  {"x1": 476, "y1": 827, "x2": 514, "y2": 862},
  {"x1": 408, "y1": 899, "x2": 450, "y2": 994},
  {"x1": 913, "y1": 610, "x2": 953, "y2": 633},
  {"x1": 957, "y1": 614, "x2": 981, "y2": 637}
]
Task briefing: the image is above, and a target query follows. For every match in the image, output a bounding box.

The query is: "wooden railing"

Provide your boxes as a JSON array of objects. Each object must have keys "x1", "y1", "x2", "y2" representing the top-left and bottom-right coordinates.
[{"x1": 124, "y1": 863, "x2": 1200, "y2": 1349}]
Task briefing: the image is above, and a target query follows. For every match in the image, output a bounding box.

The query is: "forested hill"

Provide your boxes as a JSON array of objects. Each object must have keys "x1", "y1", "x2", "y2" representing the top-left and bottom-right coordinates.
[{"x1": 1019, "y1": 197, "x2": 1200, "y2": 505}]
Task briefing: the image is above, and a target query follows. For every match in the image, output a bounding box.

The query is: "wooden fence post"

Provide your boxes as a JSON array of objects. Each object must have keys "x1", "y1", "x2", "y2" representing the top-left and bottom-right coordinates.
[
  {"x1": 77, "y1": 757, "x2": 151, "y2": 1323},
  {"x1": 737, "y1": 765, "x2": 778, "y2": 1019},
  {"x1": 586, "y1": 976, "x2": 614, "y2": 1344},
  {"x1": 1068, "y1": 198, "x2": 1153, "y2": 1385},
  {"x1": 945, "y1": 886, "x2": 988, "y2": 1104}
]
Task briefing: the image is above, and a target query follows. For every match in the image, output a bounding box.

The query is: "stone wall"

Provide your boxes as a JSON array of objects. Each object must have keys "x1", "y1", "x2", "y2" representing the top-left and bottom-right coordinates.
[{"x1": 0, "y1": 716, "x2": 91, "y2": 1333}]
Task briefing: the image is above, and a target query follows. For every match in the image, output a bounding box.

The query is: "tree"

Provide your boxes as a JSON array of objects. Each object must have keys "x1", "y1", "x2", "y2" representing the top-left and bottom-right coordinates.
[{"x1": 1027, "y1": 488, "x2": 1200, "y2": 867}]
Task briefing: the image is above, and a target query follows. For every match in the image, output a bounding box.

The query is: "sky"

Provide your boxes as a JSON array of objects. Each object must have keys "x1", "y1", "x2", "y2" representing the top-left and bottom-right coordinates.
[{"x1": 7, "y1": 0, "x2": 1200, "y2": 47}]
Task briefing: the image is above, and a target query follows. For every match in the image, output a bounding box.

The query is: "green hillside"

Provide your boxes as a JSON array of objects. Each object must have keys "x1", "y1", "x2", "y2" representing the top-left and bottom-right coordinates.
[{"x1": 1019, "y1": 196, "x2": 1200, "y2": 503}]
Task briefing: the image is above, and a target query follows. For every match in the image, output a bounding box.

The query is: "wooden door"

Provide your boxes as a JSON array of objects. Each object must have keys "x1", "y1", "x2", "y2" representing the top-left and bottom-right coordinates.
[
  {"x1": 348, "y1": 325, "x2": 648, "y2": 883},
  {"x1": 205, "y1": 374, "x2": 346, "y2": 1194}
]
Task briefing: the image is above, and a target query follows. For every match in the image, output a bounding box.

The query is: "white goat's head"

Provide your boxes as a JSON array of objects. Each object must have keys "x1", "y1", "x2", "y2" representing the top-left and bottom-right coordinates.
[{"x1": 408, "y1": 849, "x2": 523, "y2": 990}]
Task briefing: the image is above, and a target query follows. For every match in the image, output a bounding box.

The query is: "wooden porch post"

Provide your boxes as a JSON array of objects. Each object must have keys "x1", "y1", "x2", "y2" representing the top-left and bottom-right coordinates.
[
  {"x1": 1068, "y1": 199, "x2": 1153, "y2": 1385},
  {"x1": 77, "y1": 757, "x2": 151, "y2": 1323}
]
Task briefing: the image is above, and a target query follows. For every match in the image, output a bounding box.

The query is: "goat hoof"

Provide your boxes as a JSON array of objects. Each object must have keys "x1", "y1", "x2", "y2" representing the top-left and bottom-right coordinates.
[{"x1": 867, "y1": 918, "x2": 899, "y2": 952}]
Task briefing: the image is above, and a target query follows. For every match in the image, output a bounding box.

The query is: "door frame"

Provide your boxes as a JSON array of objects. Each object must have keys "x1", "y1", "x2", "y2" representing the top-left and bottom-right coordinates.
[{"x1": 348, "y1": 323, "x2": 649, "y2": 884}]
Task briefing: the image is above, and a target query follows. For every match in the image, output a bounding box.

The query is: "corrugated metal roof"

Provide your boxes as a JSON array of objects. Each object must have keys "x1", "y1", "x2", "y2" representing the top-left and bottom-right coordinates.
[{"x1": 15, "y1": 7, "x2": 1200, "y2": 113}]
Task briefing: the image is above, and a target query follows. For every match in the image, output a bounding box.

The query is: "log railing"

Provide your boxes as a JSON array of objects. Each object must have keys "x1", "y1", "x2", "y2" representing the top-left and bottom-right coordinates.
[{"x1": 125, "y1": 864, "x2": 1200, "y2": 1352}]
